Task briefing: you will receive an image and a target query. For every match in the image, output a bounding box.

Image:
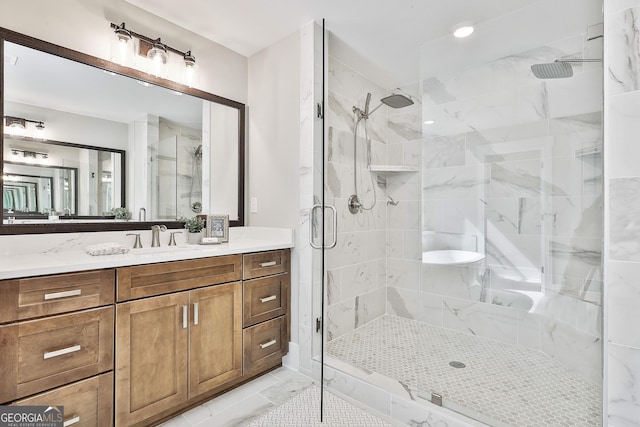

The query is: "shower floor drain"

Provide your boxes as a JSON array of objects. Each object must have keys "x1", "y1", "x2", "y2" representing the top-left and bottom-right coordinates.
[{"x1": 449, "y1": 361, "x2": 466, "y2": 369}]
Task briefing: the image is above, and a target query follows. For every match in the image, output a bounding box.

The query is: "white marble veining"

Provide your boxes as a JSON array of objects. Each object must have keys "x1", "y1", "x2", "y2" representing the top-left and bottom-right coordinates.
[
  {"x1": 608, "y1": 261, "x2": 640, "y2": 349},
  {"x1": 609, "y1": 177, "x2": 640, "y2": 262},
  {"x1": 606, "y1": 6, "x2": 640, "y2": 95},
  {"x1": 608, "y1": 343, "x2": 640, "y2": 427},
  {"x1": 0, "y1": 227, "x2": 293, "y2": 279}
]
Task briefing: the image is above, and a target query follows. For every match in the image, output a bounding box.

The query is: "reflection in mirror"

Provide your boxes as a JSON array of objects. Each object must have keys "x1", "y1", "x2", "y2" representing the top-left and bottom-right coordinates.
[{"x1": 1, "y1": 29, "x2": 244, "y2": 232}]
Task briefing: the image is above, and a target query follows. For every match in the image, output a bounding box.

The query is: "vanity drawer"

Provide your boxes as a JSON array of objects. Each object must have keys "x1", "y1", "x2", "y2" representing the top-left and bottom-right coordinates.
[
  {"x1": 243, "y1": 315, "x2": 287, "y2": 376},
  {"x1": 0, "y1": 306, "x2": 114, "y2": 403},
  {"x1": 0, "y1": 269, "x2": 115, "y2": 323},
  {"x1": 243, "y1": 273, "x2": 289, "y2": 327},
  {"x1": 117, "y1": 254, "x2": 242, "y2": 301},
  {"x1": 11, "y1": 372, "x2": 114, "y2": 427},
  {"x1": 243, "y1": 249, "x2": 289, "y2": 280}
]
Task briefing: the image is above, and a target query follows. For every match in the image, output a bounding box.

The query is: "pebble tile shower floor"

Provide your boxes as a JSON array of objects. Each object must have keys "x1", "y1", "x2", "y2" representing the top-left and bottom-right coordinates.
[{"x1": 327, "y1": 315, "x2": 601, "y2": 427}]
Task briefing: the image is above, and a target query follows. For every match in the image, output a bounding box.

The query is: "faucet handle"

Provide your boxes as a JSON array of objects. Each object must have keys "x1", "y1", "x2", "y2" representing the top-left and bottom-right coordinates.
[
  {"x1": 126, "y1": 233, "x2": 143, "y2": 248},
  {"x1": 169, "y1": 231, "x2": 182, "y2": 246}
]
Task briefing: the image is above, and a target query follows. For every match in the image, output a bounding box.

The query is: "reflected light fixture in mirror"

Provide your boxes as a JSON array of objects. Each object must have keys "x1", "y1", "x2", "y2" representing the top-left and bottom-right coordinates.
[{"x1": 4, "y1": 116, "x2": 46, "y2": 140}]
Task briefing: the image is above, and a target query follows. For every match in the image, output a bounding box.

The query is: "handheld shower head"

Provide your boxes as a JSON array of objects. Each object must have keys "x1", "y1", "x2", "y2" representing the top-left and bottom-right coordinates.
[{"x1": 364, "y1": 93, "x2": 372, "y2": 116}]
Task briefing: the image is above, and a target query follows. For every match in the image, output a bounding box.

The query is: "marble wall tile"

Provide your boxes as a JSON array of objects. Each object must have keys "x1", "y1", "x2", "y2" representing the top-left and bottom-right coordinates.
[
  {"x1": 608, "y1": 92, "x2": 640, "y2": 178},
  {"x1": 387, "y1": 200, "x2": 421, "y2": 230},
  {"x1": 424, "y1": 64, "x2": 493, "y2": 104},
  {"x1": 546, "y1": 195, "x2": 603, "y2": 239},
  {"x1": 606, "y1": 6, "x2": 640, "y2": 95},
  {"x1": 442, "y1": 90, "x2": 518, "y2": 132},
  {"x1": 488, "y1": 159, "x2": 543, "y2": 198},
  {"x1": 547, "y1": 236, "x2": 602, "y2": 282},
  {"x1": 418, "y1": 293, "x2": 444, "y2": 326},
  {"x1": 326, "y1": 298, "x2": 356, "y2": 341},
  {"x1": 608, "y1": 343, "x2": 640, "y2": 427},
  {"x1": 546, "y1": 69, "x2": 603, "y2": 118},
  {"x1": 365, "y1": 230, "x2": 386, "y2": 261},
  {"x1": 517, "y1": 311, "x2": 541, "y2": 351},
  {"x1": 442, "y1": 297, "x2": 520, "y2": 344},
  {"x1": 606, "y1": 0, "x2": 640, "y2": 15},
  {"x1": 339, "y1": 260, "x2": 379, "y2": 301},
  {"x1": 388, "y1": 108, "x2": 422, "y2": 144},
  {"x1": 386, "y1": 171, "x2": 421, "y2": 201},
  {"x1": 610, "y1": 177, "x2": 640, "y2": 262},
  {"x1": 422, "y1": 199, "x2": 444, "y2": 230},
  {"x1": 326, "y1": 231, "x2": 366, "y2": 269},
  {"x1": 423, "y1": 164, "x2": 489, "y2": 200},
  {"x1": 484, "y1": 197, "x2": 519, "y2": 235},
  {"x1": 441, "y1": 198, "x2": 484, "y2": 235},
  {"x1": 422, "y1": 231, "x2": 477, "y2": 253},
  {"x1": 356, "y1": 288, "x2": 386, "y2": 328},
  {"x1": 548, "y1": 112, "x2": 602, "y2": 159},
  {"x1": 423, "y1": 134, "x2": 466, "y2": 168},
  {"x1": 549, "y1": 155, "x2": 602, "y2": 197},
  {"x1": 485, "y1": 231, "x2": 541, "y2": 270},
  {"x1": 517, "y1": 81, "x2": 549, "y2": 123},
  {"x1": 574, "y1": 298, "x2": 602, "y2": 338},
  {"x1": 387, "y1": 258, "x2": 421, "y2": 290},
  {"x1": 326, "y1": 270, "x2": 341, "y2": 306},
  {"x1": 540, "y1": 318, "x2": 602, "y2": 384},
  {"x1": 386, "y1": 230, "x2": 404, "y2": 259},
  {"x1": 325, "y1": 161, "x2": 351, "y2": 199},
  {"x1": 422, "y1": 264, "x2": 482, "y2": 300},
  {"x1": 387, "y1": 287, "x2": 419, "y2": 320},
  {"x1": 608, "y1": 261, "x2": 640, "y2": 348},
  {"x1": 328, "y1": 126, "x2": 355, "y2": 165},
  {"x1": 403, "y1": 139, "x2": 422, "y2": 168},
  {"x1": 403, "y1": 230, "x2": 423, "y2": 260},
  {"x1": 488, "y1": 265, "x2": 542, "y2": 292}
]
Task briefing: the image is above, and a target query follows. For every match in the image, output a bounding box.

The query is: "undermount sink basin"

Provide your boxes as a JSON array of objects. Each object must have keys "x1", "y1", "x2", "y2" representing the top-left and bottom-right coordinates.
[{"x1": 422, "y1": 250, "x2": 485, "y2": 265}]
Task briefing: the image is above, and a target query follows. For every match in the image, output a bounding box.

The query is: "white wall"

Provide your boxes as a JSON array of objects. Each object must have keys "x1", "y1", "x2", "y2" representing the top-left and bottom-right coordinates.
[{"x1": 247, "y1": 30, "x2": 301, "y2": 345}]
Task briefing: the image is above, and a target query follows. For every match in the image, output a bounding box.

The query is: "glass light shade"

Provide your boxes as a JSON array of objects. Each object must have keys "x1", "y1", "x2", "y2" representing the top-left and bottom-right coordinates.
[
  {"x1": 6, "y1": 117, "x2": 25, "y2": 137},
  {"x1": 35, "y1": 122, "x2": 46, "y2": 140},
  {"x1": 182, "y1": 52, "x2": 199, "y2": 88},
  {"x1": 147, "y1": 42, "x2": 168, "y2": 78},
  {"x1": 111, "y1": 27, "x2": 135, "y2": 66}
]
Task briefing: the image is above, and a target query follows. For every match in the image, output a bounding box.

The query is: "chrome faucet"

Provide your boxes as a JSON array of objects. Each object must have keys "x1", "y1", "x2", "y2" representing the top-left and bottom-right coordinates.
[
  {"x1": 151, "y1": 224, "x2": 167, "y2": 247},
  {"x1": 139, "y1": 207, "x2": 146, "y2": 222}
]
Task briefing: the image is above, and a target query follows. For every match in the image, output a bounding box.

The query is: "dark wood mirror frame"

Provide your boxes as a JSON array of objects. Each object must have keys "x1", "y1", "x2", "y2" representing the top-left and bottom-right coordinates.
[{"x1": 0, "y1": 26, "x2": 245, "y2": 234}]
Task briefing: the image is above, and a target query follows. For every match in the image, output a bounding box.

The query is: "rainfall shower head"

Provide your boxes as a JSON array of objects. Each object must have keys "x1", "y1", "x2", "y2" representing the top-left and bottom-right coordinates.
[
  {"x1": 531, "y1": 58, "x2": 601, "y2": 79},
  {"x1": 380, "y1": 93, "x2": 414, "y2": 108},
  {"x1": 531, "y1": 62, "x2": 574, "y2": 79}
]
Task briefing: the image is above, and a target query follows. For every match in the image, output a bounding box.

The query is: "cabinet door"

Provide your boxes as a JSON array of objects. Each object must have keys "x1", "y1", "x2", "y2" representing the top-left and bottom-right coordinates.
[
  {"x1": 115, "y1": 292, "x2": 188, "y2": 426},
  {"x1": 189, "y1": 281, "x2": 242, "y2": 397}
]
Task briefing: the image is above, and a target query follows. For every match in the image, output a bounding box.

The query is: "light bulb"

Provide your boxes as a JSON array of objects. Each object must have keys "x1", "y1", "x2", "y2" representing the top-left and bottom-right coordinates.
[
  {"x1": 35, "y1": 122, "x2": 46, "y2": 140},
  {"x1": 147, "y1": 41, "x2": 168, "y2": 78},
  {"x1": 182, "y1": 51, "x2": 198, "y2": 88},
  {"x1": 111, "y1": 23, "x2": 135, "y2": 66}
]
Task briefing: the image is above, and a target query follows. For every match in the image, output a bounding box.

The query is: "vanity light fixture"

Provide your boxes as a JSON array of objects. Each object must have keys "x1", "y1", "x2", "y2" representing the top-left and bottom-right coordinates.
[
  {"x1": 4, "y1": 116, "x2": 46, "y2": 140},
  {"x1": 109, "y1": 22, "x2": 198, "y2": 87}
]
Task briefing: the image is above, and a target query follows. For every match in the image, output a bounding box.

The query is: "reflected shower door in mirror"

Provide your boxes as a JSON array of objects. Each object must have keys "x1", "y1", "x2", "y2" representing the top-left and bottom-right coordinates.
[{"x1": 1, "y1": 28, "x2": 244, "y2": 232}]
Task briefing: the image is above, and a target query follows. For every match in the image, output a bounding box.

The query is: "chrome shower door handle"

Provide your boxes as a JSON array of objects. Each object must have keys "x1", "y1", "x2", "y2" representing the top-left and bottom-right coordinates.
[{"x1": 308, "y1": 204, "x2": 337, "y2": 249}]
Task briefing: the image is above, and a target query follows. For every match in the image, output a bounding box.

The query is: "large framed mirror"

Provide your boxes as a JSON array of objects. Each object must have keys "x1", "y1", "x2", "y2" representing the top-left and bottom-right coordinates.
[{"x1": 0, "y1": 27, "x2": 245, "y2": 234}]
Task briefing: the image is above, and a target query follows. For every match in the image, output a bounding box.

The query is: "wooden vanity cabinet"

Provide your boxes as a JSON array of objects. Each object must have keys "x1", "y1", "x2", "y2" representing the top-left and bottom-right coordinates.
[{"x1": 115, "y1": 256, "x2": 244, "y2": 427}]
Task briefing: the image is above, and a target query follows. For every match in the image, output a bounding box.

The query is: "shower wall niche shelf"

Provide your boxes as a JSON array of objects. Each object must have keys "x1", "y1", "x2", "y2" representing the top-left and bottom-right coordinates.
[{"x1": 368, "y1": 165, "x2": 419, "y2": 174}]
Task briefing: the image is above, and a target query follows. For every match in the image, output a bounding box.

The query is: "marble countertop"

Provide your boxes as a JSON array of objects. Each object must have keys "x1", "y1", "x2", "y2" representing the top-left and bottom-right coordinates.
[{"x1": 0, "y1": 227, "x2": 294, "y2": 280}]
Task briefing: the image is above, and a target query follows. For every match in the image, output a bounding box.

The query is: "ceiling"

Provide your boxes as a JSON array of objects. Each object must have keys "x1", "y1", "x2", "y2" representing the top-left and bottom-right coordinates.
[{"x1": 123, "y1": 0, "x2": 543, "y2": 87}]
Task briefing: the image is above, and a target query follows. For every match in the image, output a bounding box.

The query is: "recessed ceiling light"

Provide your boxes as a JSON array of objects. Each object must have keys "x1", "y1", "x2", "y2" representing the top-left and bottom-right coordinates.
[
  {"x1": 453, "y1": 25, "x2": 474, "y2": 38},
  {"x1": 424, "y1": 120, "x2": 435, "y2": 125}
]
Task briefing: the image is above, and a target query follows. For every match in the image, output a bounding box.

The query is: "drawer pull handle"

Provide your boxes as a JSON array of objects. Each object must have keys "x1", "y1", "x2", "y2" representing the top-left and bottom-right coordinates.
[
  {"x1": 259, "y1": 295, "x2": 277, "y2": 303},
  {"x1": 64, "y1": 415, "x2": 80, "y2": 426},
  {"x1": 259, "y1": 339, "x2": 277, "y2": 349},
  {"x1": 259, "y1": 261, "x2": 277, "y2": 267},
  {"x1": 193, "y1": 302, "x2": 199, "y2": 326},
  {"x1": 44, "y1": 289, "x2": 82, "y2": 300},
  {"x1": 182, "y1": 305, "x2": 188, "y2": 329},
  {"x1": 44, "y1": 345, "x2": 81, "y2": 359}
]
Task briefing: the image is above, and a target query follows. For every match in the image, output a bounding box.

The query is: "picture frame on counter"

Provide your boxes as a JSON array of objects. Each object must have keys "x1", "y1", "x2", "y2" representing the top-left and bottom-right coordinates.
[{"x1": 206, "y1": 214, "x2": 229, "y2": 243}]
